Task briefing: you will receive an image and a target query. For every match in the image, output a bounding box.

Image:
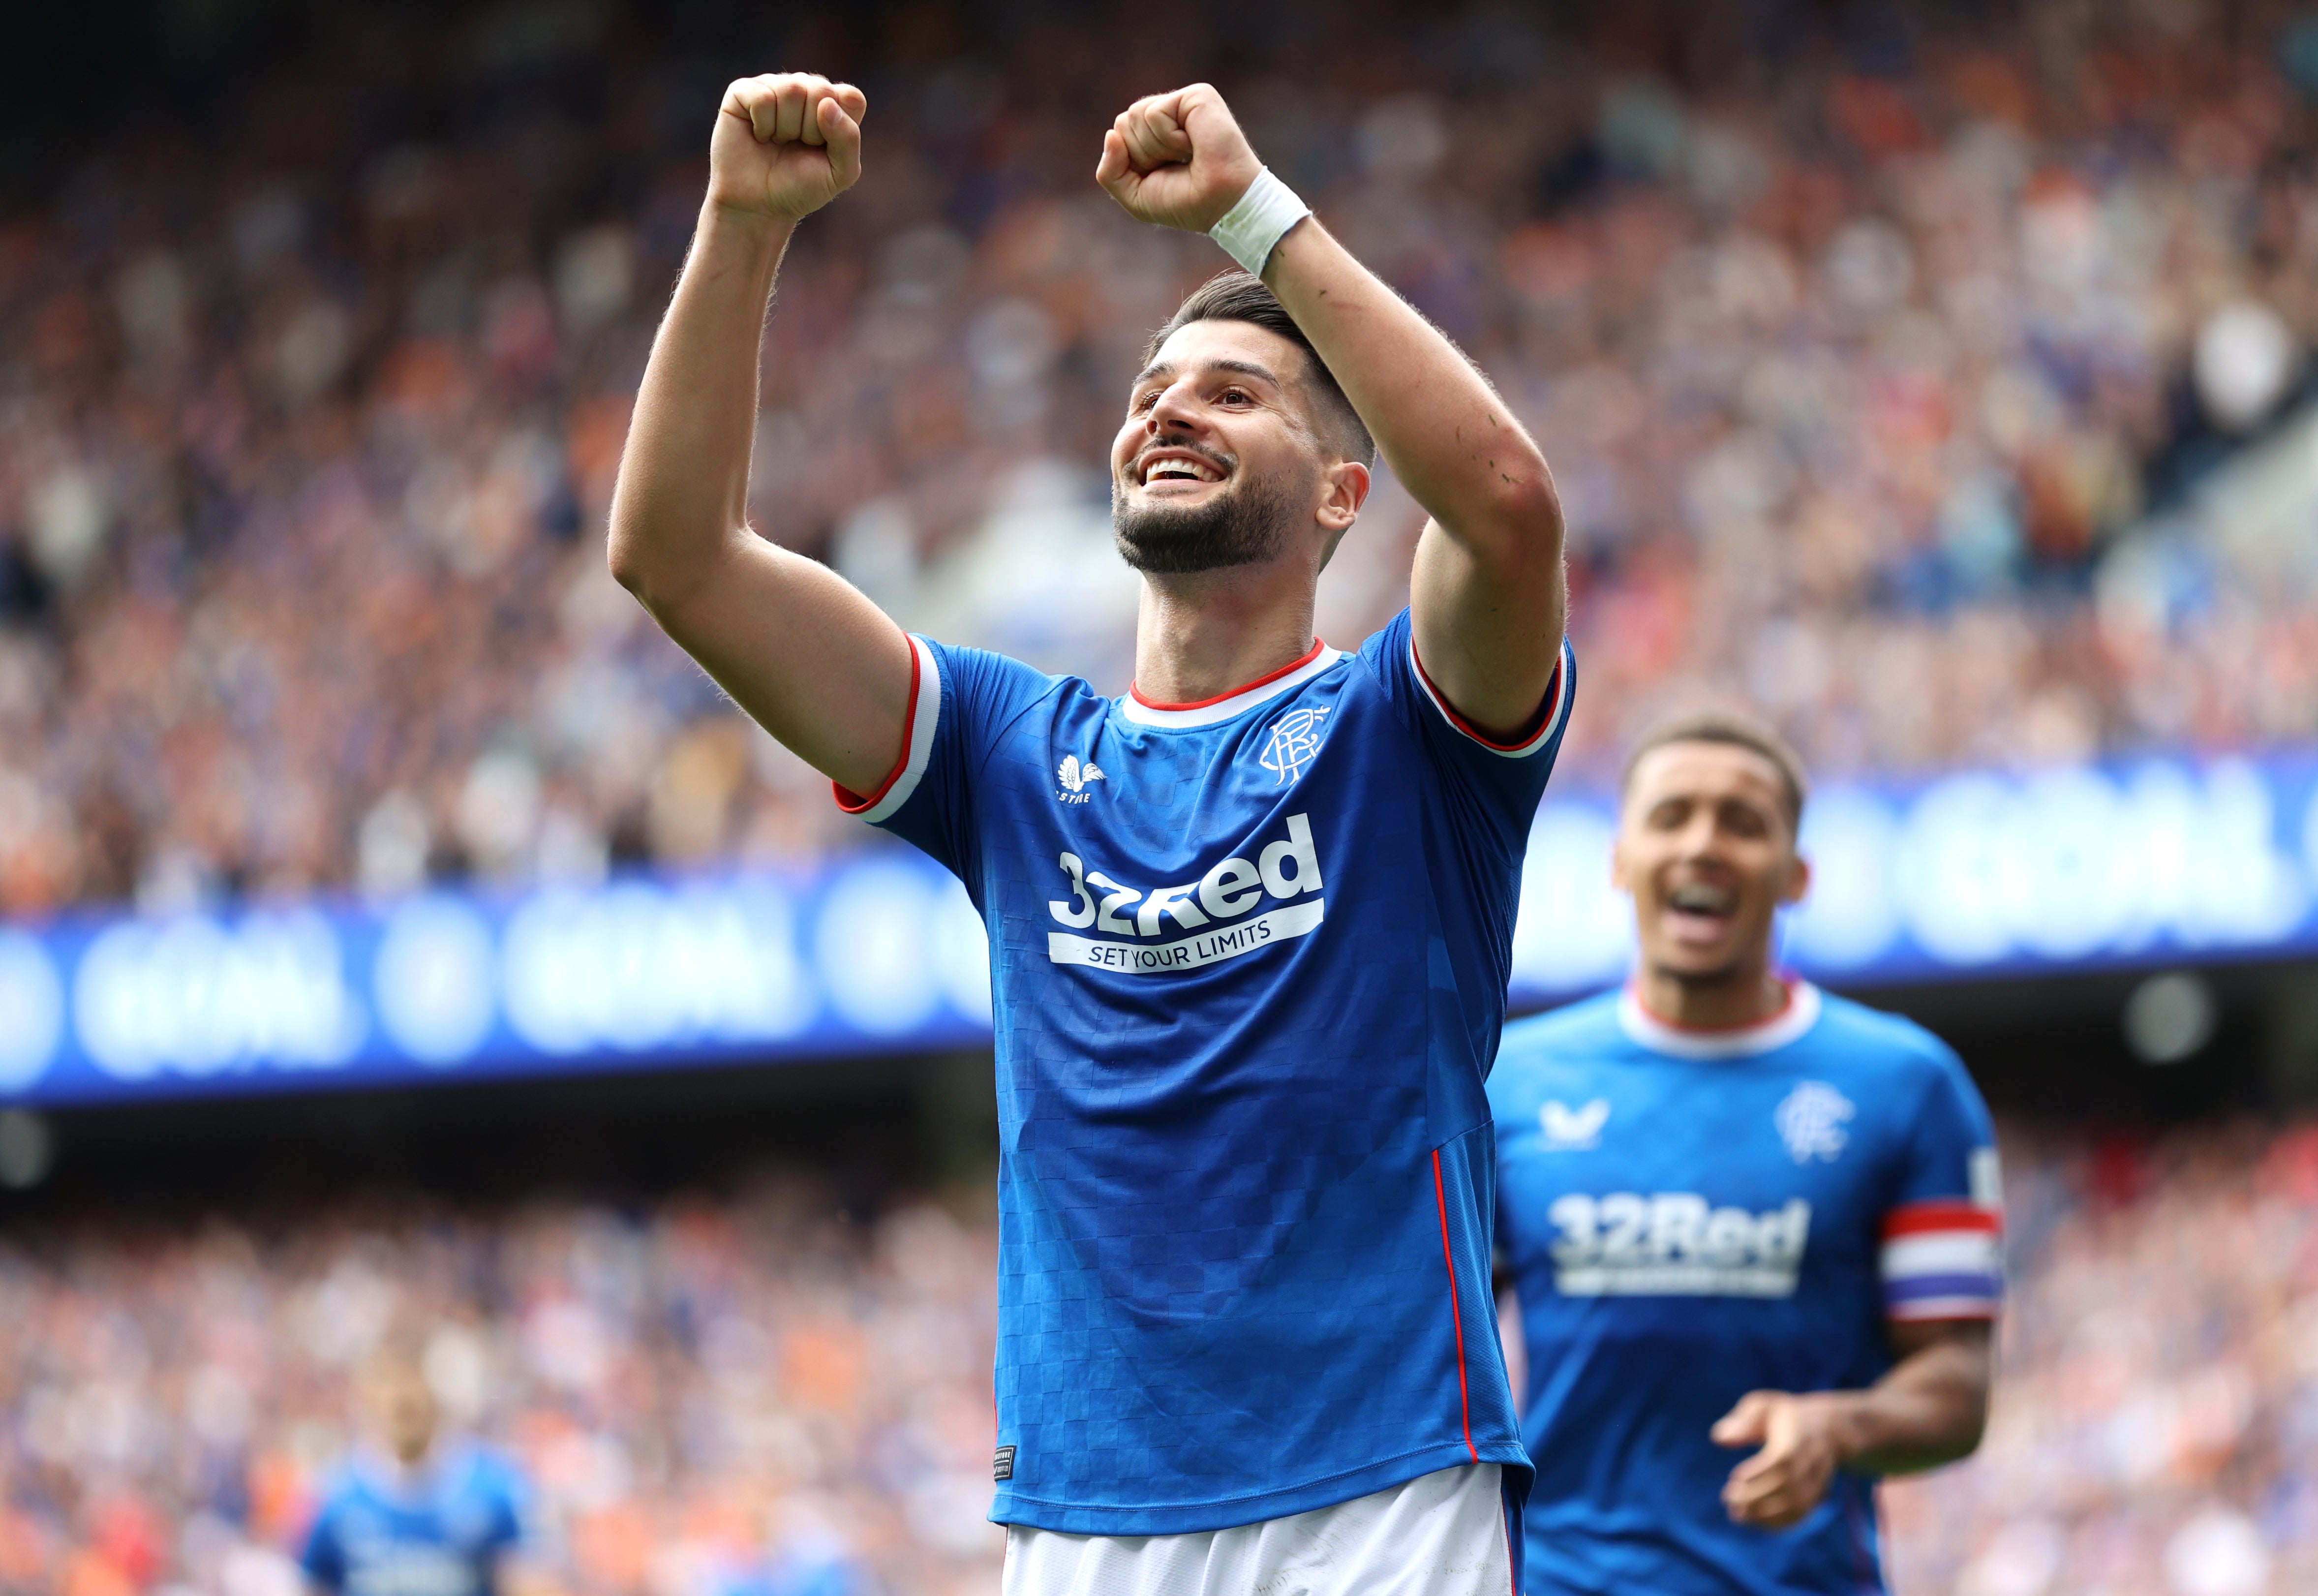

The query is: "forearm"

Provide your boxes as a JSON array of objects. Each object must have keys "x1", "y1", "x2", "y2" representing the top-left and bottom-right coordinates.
[
  {"x1": 1822, "y1": 1336, "x2": 1990, "y2": 1474},
  {"x1": 1263, "y1": 219, "x2": 1559, "y2": 560},
  {"x1": 607, "y1": 204, "x2": 792, "y2": 611}
]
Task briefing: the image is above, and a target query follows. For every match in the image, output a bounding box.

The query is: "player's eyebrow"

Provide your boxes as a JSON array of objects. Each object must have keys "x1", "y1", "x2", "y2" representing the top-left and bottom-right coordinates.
[{"x1": 1130, "y1": 357, "x2": 1285, "y2": 392}]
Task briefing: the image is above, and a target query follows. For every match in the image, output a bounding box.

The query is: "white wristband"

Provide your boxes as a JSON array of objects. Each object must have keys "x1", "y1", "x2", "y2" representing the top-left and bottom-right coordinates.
[{"x1": 1208, "y1": 167, "x2": 1311, "y2": 277}]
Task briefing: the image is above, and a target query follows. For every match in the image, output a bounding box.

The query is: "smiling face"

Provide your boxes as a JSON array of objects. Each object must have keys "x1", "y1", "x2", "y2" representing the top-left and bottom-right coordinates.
[
  {"x1": 1613, "y1": 740, "x2": 1810, "y2": 990},
  {"x1": 1110, "y1": 319, "x2": 1363, "y2": 575}
]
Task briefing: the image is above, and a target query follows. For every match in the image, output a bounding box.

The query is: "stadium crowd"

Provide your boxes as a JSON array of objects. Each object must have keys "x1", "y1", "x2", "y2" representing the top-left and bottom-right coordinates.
[
  {"x1": 3, "y1": 0, "x2": 2318, "y2": 917},
  {"x1": 0, "y1": 1119, "x2": 2312, "y2": 1595},
  {"x1": 0, "y1": 1173, "x2": 1007, "y2": 1596}
]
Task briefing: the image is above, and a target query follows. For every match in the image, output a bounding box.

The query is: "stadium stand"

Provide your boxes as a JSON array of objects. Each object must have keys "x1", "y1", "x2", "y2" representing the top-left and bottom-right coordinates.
[
  {"x1": 4, "y1": 4, "x2": 2318, "y2": 1594},
  {"x1": 0, "y1": 1171, "x2": 1008, "y2": 1596},
  {"x1": 3, "y1": 1, "x2": 2317, "y2": 916},
  {"x1": 0, "y1": 1120, "x2": 2311, "y2": 1595}
]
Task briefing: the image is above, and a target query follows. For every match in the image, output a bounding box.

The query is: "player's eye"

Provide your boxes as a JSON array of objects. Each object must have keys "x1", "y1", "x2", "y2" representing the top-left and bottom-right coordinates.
[
  {"x1": 1131, "y1": 390, "x2": 1161, "y2": 413},
  {"x1": 1217, "y1": 388, "x2": 1251, "y2": 405}
]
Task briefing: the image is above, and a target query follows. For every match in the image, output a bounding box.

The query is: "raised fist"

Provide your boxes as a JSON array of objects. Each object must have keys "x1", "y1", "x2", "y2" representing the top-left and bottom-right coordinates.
[
  {"x1": 1096, "y1": 84, "x2": 1263, "y2": 234},
  {"x1": 710, "y1": 73, "x2": 867, "y2": 223}
]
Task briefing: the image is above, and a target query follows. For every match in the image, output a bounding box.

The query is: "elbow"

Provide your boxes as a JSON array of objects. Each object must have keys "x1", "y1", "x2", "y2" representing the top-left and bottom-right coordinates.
[
  {"x1": 605, "y1": 519, "x2": 648, "y2": 600},
  {"x1": 604, "y1": 495, "x2": 672, "y2": 611},
  {"x1": 1494, "y1": 466, "x2": 1563, "y2": 554},
  {"x1": 1942, "y1": 1409, "x2": 1989, "y2": 1466},
  {"x1": 1463, "y1": 465, "x2": 1564, "y2": 589}
]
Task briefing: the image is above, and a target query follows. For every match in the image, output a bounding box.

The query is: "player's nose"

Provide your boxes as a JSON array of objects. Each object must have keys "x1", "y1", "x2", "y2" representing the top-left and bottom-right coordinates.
[
  {"x1": 1143, "y1": 378, "x2": 1208, "y2": 436},
  {"x1": 1675, "y1": 815, "x2": 1726, "y2": 859}
]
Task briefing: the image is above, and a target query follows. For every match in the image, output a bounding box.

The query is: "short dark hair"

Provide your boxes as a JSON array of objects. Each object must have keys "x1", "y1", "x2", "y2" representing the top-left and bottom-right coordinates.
[
  {"x1": 1143, "y1": 271, "x2": 1378, "y2": 467},
  {"x1": 1619, "y1": 709, "x2": 1809, "y2": 833}
]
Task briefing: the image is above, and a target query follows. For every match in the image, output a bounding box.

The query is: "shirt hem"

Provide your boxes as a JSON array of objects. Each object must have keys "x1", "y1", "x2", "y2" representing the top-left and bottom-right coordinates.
[{"x1": 988, "y1": 1438, "x2": 1528, "y2": 1536}]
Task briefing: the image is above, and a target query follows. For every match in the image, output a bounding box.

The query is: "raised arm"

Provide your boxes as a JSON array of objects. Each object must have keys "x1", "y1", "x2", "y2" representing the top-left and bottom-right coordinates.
[
  {"x1": 1096, "y1": 85, "x2": 1567, "y2": 737},
  {"x1": 608, "y1": 73, "x2": 912, "y2": 797}
]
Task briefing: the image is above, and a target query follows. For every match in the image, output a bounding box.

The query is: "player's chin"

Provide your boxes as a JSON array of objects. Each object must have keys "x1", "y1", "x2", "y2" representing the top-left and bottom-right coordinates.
[{"x1": 1647, "y1": 930, "x2": 1748, "y2": 982}]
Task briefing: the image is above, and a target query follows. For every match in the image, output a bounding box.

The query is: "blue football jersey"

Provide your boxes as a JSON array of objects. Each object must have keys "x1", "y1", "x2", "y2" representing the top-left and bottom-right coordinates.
[
  {"x1": 842, "y1": 609, "x2": 1574, "y2": 1535},
  {"x1": 1490, "y1": 983, "x2": 2002, "y2": 1596},
  {"x1": 299, "y1": 1444, "x2": 529, "y2": 1596}
]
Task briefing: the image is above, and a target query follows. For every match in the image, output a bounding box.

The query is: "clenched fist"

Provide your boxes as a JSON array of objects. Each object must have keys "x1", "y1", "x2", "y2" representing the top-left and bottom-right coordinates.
[
  {"x1": 1096, "y1": 84, "x2": 1263, "y2": 233},
  {"x1": 710, "y1": 73, "x2": 867, "y2": 223}
]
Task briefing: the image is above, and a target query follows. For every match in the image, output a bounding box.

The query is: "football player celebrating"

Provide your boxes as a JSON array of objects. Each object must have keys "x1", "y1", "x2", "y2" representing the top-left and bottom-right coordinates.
[
  {"x1": 611, "y1": 76, "x2": 1570, "y2": 1594},
  {"x1": 1490, "y1": 712, "x2": 1999, "y2": 1595}
]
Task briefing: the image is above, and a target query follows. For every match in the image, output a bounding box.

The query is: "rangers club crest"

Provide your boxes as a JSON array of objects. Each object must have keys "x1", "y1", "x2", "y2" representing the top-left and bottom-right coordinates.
[
  {"x1": 1257, "y1": 707, "x2": 1330, "y2": 786},
  {"x1": 1774, "y1": 1081, "x2": 1856, "y2": 1165}
]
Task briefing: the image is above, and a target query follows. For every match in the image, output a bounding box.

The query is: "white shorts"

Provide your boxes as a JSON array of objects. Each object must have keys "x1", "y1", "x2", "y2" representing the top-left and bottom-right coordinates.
[{"x1": 1001, "y1": 1464, "x2": 1513, "y2": 1596}]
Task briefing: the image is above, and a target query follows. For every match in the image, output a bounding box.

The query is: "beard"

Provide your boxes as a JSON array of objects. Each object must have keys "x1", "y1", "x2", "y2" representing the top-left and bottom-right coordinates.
[{"x1": 1112, "y1": 467, "x2": 1299, "y2": 575}]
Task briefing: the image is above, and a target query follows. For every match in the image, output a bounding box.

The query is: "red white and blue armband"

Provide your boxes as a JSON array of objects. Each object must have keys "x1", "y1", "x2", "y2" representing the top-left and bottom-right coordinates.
[{"x1": 1879, "y1": 1199, "x2": 2004, "y2": 1322}]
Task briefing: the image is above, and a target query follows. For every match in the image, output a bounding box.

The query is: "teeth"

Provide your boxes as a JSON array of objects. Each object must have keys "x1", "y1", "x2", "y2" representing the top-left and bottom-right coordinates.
[
  {"x1": 1144, "y1": 456, "x2": 1218, "y2": 484},
  {"x1": 1670, "y1": 886, "x2": 1732, "y2": 913}
]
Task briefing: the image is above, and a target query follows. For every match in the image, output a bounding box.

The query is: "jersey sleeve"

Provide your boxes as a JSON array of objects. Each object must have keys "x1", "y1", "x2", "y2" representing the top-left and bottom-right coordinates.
[
  {"x1": 1879, "y1": 1046, "x2": 2005, "y2": 1323},
  {"x1": 1358, "y1": 608, "x2": 1575, "y2": 850},
  {"x1": 829, "y1": 634, "x2": 1057, "y2": 890},
  {"x1": 297, "y1": 1500, "x2": 346, "y2": 1593},
  {"x1": 488, "y1": 1454, "x2": 533, "y2": 1554}
]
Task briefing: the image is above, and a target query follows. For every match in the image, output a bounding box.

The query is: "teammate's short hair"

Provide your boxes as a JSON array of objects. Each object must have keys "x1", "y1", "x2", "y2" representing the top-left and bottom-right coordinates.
[
  {"x1": 1620, "y1": 709, "x2": 1809, "y2": 834},
  {"x1": 1145, "y1": 271, "x2": 1378, "y2": 468}
]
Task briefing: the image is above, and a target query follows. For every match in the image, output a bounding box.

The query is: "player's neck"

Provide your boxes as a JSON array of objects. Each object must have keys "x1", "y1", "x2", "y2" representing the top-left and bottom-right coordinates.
[
  {"x1": 1634, "y1": 961, "x2": 1789, "y2": 1033},
  {"x1": 1131, "y1": 563, "x2": 1318, "y2": 706}
]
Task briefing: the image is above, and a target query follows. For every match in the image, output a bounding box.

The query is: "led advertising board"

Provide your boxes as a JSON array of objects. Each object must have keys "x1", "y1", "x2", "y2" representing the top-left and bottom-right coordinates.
[{"x1": 2, "y1": 750, "x2": 2313, "y2": 1106}]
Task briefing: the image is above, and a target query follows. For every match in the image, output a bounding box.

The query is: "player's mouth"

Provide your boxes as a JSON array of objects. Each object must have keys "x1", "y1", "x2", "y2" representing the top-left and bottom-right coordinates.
[
  {"x1": 1134, "y1": 446, "x2": 1230, "y2": 492},
  {"x1": 1662, "y1": 880, "x2": 1740, "y2": 944}
]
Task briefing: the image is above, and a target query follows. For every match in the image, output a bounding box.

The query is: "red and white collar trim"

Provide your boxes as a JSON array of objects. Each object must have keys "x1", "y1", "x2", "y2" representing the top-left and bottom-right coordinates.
[
  {"x1": 1120, "y1": 640, "x2": 1344, "y2": 728},
  {"x1": 1617, "y1": 981, "x2": 1824, "y2": 1059}
]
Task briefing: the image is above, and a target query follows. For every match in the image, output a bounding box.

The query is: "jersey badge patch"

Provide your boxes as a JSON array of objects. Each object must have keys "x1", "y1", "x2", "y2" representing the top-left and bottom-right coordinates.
[
  {"x1": 1775, "y1": 1081, "x2": 1856, "y2": 1164},
  {"x1": 1055, "y1": 754, "x2": 1104, "y2": 802},
  {"x1": 1540, "y1": 1098, "x2": 1610, "y2": 1149},
  {"x1": 1257, "y1": 706, "x2": 1329, "y2": 785}
]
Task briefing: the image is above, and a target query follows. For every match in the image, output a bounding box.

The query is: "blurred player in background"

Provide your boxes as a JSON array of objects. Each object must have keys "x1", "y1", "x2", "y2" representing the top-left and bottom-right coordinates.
[
  {"x1": 300, "y1": 1335, "x2": 540, "y2": 1596},
  {"x1": 1490, "y1": 712, "x2": 1999, "y2": 1595},
  {"x1": 611, "y1": 71, "x2": 1568, "y2": 1596}
]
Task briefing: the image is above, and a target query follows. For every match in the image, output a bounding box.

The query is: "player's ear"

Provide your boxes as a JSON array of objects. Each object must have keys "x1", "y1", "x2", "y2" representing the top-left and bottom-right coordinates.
[
  {"x1": 1778, "y1": 851, "x2": 1811, "y2": 907},
  {"x1": 1316, "y1": 459, "x2": 1367, "y2": 532}
]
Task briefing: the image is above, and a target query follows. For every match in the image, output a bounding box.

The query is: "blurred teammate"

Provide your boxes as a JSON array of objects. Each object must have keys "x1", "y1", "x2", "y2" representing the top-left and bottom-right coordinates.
[
  {"x1": 300, "y1": 1338, "x2": 539, "y2": 1596},
  {"x1": 1491, "y1": 713, "x2": 1999, "y2": 1594},
  {"x1": 612, "y1": 74, "x2": 1569, "y2": 1594}
]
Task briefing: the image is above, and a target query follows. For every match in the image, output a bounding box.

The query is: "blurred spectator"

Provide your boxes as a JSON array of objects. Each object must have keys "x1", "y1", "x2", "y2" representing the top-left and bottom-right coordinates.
[
  {"x1": 4, "y1": 0, "x2": 2318, "y2": 916},
  {"x1": 298, "y1": 1335, "x2": 545, "y2": 1596}
]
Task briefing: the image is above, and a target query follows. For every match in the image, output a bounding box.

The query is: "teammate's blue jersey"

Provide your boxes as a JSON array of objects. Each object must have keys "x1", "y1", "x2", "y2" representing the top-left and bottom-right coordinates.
[
  {"x1": 1490, "y1": 983, "x2": 2002, "y2": 1596},
  {"x1": 299, "y1": 1444, "x2": 529, "y2": 1596},
  {"x1": 845, "y1": 609, "x2": 1574, "y2": 1535}
]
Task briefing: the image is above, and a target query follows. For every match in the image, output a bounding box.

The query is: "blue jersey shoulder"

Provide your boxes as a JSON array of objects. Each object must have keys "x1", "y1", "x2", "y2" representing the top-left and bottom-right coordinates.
[
  {"x1": 1494, "y1": 990, "x2": 1625, "y2": 1069},
  {"x1": 1808, "y1": 990, "x2": 1984, "y2": 1117}
]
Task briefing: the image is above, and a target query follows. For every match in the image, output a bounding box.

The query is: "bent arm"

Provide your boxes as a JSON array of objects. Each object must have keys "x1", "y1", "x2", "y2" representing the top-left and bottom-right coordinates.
[
  {"x1": 608, "y1": 79, "x2": 910, "y2": 798},
  {"x1": 1838, "y1": 1319, "x2": 1993, "y2": 1474},
  {"x1": 1263, "y1": 223, "x2": 1567, "y2": 737},
  {"x1": 1714, "y1": 1320, "x2": 1991, "y2": 1529}
]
